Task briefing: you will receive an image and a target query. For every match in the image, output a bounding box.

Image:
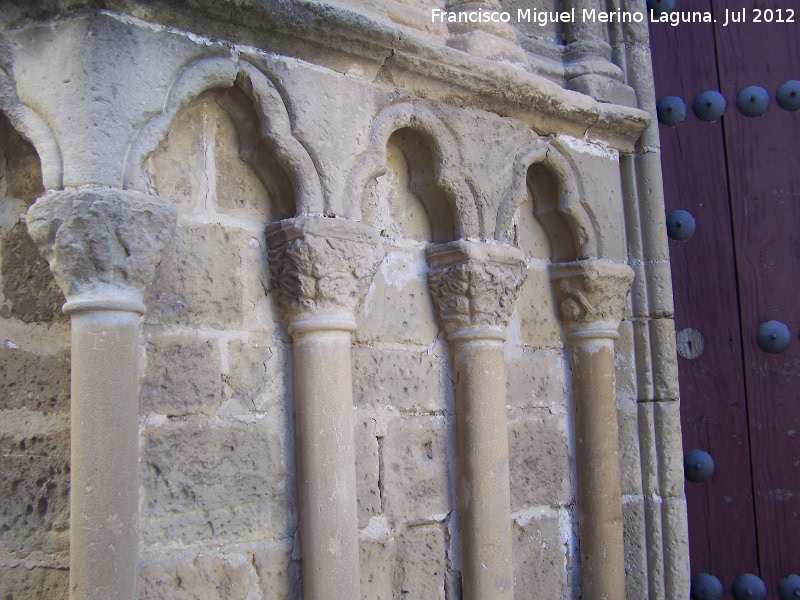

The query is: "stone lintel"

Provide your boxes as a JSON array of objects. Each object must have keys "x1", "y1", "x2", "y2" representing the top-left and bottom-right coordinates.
[
  {"x1": 265, "y1": 215, "x2": 384, "y2": 328},
  {"x1": 550, "y1": 259, "x2": 634, "y2": 338},
  {"x1": 426, "y1": 240, "x2": 527, "y2": 338},
  {"x1": 25, "y1": 187, "x2": 177, "y2": 314}
]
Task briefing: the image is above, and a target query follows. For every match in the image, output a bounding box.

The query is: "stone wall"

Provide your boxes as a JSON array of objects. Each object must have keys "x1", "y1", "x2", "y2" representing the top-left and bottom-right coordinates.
[
  {"x1": 0, "y1": 2, "x2": 688, "y2": 599},
  {"x1": 0, "y1": 114, "x2": 71, "y2": 597}
]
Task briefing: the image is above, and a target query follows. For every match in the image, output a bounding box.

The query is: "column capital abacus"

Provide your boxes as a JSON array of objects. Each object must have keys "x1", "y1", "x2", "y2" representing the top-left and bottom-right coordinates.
[
  {"x1": 25, "y1": 187, "x2": 177, "y2": 314},
  {"x1": 426, "y1": 240, "x2": 527, "y2": 341},
  {"x1": 265, "y1": 215, "x2": 384, "y2": 333},
  {"x1": 550, "y1": 259, "x2": 634, "y2": 340}
]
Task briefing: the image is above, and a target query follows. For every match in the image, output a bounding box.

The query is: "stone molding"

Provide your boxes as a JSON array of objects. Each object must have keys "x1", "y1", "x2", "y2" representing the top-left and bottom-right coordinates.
[
  {"x1": 25, "y1": 187, "x2": 177, "y2": 313},
  {"x1": 265, "y1": 215, "x2": 384, "y2": 327},
  {"x1": 550, "y1": 259, "x2": 634, "y2": 338},
  {"x1": 427, "y1": 240, "x2": 527, "y2": 339}
]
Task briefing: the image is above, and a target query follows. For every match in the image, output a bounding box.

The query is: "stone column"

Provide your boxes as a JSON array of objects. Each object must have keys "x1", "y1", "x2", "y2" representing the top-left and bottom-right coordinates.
[
  {"x1": 444, "y1": 0, "x2": 528, "y2": 64},
  {"x1": 427, "y1": 240, "x2": 527, "y2": 600},
  {"x1": 561, "y1": 0, "x2": 637, "y2": 106},
  {"x1": 550, "y1": 259, "x2": 634, "y2": 600},
  {"x1": 25, "y1": 188, "x2": 176, "y2": 600},
  {"x1": 265, "y1": 215, "x2": 383, "y2": 600}
]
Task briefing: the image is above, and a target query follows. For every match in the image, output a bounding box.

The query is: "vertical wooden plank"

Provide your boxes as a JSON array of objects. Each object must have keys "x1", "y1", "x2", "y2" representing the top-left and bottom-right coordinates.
[
  {"x1": 712, "y1": 0, "x2": 800, "y2": 589},
  {"x1": 649, "y1": 3, "x2": 759, "y2": 590}
]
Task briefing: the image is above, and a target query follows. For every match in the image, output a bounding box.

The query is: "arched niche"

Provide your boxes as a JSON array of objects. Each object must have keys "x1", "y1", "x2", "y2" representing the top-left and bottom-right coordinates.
[
  {"x1": 345, "y1": 101, "x2": 478, "y2": 240},
  {"x1": 496, "y1": 140, "x2": 599, "y2": 263},
  {"x1": 125, "y1": 57, "x2": 322, "y2": 216},
  {"x1": 363, "y1": 127, "x2": 455, "y2": 243},
  {"x1": 145, "y1": 81, "x2": 295, "y2": 223}
]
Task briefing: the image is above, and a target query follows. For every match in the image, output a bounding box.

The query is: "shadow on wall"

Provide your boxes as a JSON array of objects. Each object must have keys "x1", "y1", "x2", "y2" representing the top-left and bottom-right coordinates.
[{"x1": 0, "y1": 111, "x2": 72, "y2": 598}]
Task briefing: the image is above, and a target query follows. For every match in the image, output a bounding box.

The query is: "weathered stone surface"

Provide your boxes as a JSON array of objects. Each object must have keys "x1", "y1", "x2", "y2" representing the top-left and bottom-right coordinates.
[
  {"x1": 650, "y1": 317, "x2": 680, "y2": 400},
  {"x1": 0, "y1": 113, "x2": 45, "y2": 204},
  {"x1": 515, "y1": 265, "x2": 562, "y2": 348},
  {"x1": 138, "y1": 555, "x2": 258, "y2": 600},
  {"x1": 0, "y1": 566, "x2": 68, "y2": 600},
  {"x1": 512, "y1": 512, "x2": 566, "y2": 600},
  {"x1": 355, "y1": 415, "x2": 381, "y2": 528},
  {"x1": 352, "y1": 345, "x2": 442, "y2": 412},
  {"x1": 25, "y1": 188, "x2": 177, "y2": 301},
  {"x1": 357, "y1": 245, "x2": 439, "y2": 345},
  {"x1": 148, "y1": 96, "x2": 207, "y2": 213},
  {"x1": 252, "y1": 543, "x2": 301, "y2": 600},
  {"x1": 1, "y1": 223, "x2": 66, "y2": 323},
  {"x1": 145, "y1": 223, "x2": 245, "y2": 328},
  {"x1": 0, "y1": 349, "x2": 70, "y2": 414},
  {"x1": 383, "y1": 416, "x2": 452, "y2": 523},
  {"x1": 623, "y1": 499, "x2": 649, "y2": 600},
  {"x1": 505, "y1": 350, "x2": 565, "y2": 410},
  {"x1": 0, "y1": 428, "x2": 70, "y2": 557},
  {"x1": 508, "y1": 412, "x2": 572, "y2": 509},
  {"x1": 140, "y1": 335, "x2": 222, "y2": 417},
  {"x1": 359, "y1": 524, "x2": 446, "y2": 599},
  {"x1": 140, "y1": 421, "x2": 291, "y2": 544},
  {"x1": 224, "y1": 335, "x2": 291, "y2": 411},
  {"x1": 394, "y1": 525, "x2": 446, "y2": 598}
]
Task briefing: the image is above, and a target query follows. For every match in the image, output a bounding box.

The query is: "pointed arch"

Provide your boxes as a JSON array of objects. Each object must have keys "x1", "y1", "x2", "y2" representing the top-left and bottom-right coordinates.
[
  {"x1": 0, "y1": 68, "x2": 63, "y2": 191},
  {"x1": 123, "y1": 56, "x2": 323, "y2": 215},
  {"x1": 344, "y1": 101, "x2": 479, "y2": 240},
  {"x1": 496, "y1": 139, "x2": 598, "y2": 260}
]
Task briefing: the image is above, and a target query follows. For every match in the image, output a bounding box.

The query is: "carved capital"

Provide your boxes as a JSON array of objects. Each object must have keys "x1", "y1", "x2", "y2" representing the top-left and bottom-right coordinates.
[
  {"x1": 550, "y1": 260, "x2": 634, "y2": 339},
  {"x1": 427, "y1": 241, "x2": 527, "y2": 339},
  {"x1": 265, "y1": 216, "x2": 384, "y2": 327},
  {"x1": 25, "y1": 188, "x2": 177, "y2": 313}
]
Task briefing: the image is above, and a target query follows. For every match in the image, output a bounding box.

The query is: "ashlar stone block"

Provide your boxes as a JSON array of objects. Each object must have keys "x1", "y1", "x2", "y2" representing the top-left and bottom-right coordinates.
[
  {"x1": 144, "y1": 223, "x2": 245, "y2": 329},
  {"x1": 224, "y1": 335, "x2": 291, "y2": 411},
  {"x1": 513, "y1": 512, "x2": 566, "y2": 600},
  {"x1": 252, "y1": 544, "x2": 301, "y2": 600},
  {"x1": 356, "y1": 415, "x2": 381, "y2": 528},
  {"x1": 140, "y1": 335, "x2": 222, "y2": 417},
  {"x1": 0, "y1": 428, "x2": 70, "y2": 558},
  {"x1": 352, "y1": 345, "x2": 442, "y2": 412},
  {"x1": 0, "y1": 566, "x2": 68, "y2": 600},
  {"x1": 139, "y1": 555, "x2": 258, "y2": 600},
  {"x1": 383, "y1": 415, "x2": 452, "y2": 524},
  {"x1": 508, "y1": 412, "x2": 572, "y2": 510},
  {"x1": 0, "y1": 348, "x2": 70, "y2": 414},
  {"x1": 140, "y1": 421, "x2": 292, "y2": 544},
  {"x1": 515, "y1": 265, "x2": 562, "y2": 349},
  {"x1": 505, "y1": 349, "x2": 566, "y2": 410},
  {"x1": 357, "y1": 244, "x2": 439, "y2": 345}
]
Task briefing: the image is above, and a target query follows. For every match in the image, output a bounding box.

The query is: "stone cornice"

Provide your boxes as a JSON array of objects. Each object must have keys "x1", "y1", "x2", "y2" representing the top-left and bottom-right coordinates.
[
  {"x1": 550, "y1": 259, "x2": 634, "y2": 339},
  {"x1": 265, "y1": 215, "x2": 384, "y2": 327},
  {"x1": 0, "y1": 1, "x2": 650, "y2": 151},
  {"x1": 427, "y1": 240, "x2": 527, "y2": 339},
  {"x1": 25, "y1": 187, "x2": 177, "y2": 313}
]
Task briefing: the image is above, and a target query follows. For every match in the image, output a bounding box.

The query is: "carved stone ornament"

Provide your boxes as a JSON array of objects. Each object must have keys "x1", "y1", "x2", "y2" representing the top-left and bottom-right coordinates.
[
  {"x1": 265, "y1": 215, "x2": 384, "y2": 323},
  {"x1": 25, "y1": 187, "x2": 177, "y2": 310},
  {"x1": 427, "y1": 240, "x2": 527, "y2": 337},
  {"x1": 550, "y1": 259, "x2": 634, "y2": 337}
]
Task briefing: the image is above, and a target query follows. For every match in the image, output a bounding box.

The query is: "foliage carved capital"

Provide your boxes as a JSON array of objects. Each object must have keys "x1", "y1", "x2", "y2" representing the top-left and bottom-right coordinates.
[
  {"x1": 265, "y1": 216, "x2": 384, "y2": 325},
  {"x1": 550, "y1": 259, "x2": 634, "y2": 338},
  {"x1": 25, "y1": 188, "x2": 177, "y2": 312},
  {"x1": 427, "y1": 241, "x2": 527, "y2": 339}
]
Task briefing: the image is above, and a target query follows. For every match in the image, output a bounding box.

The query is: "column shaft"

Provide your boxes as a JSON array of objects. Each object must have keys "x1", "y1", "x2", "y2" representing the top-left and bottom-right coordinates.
[
  {"x1": 69, "y1": 308, "x2": 142, "y2": 600},
  {"x1": 452, "y1": 336, "x2": 514, "y2": 600},
  {"x1": 571, "y1": 337, "x2": 625, "y2": 600},
  {"x1": 291, "y1": 325, "x2": 360, "y2": 600}
]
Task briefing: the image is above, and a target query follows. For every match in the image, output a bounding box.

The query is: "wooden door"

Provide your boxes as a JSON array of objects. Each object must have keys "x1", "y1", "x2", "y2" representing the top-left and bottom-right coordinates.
[{"x1": 650, "y1": 1, "x2": 800, "y2": 596}]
